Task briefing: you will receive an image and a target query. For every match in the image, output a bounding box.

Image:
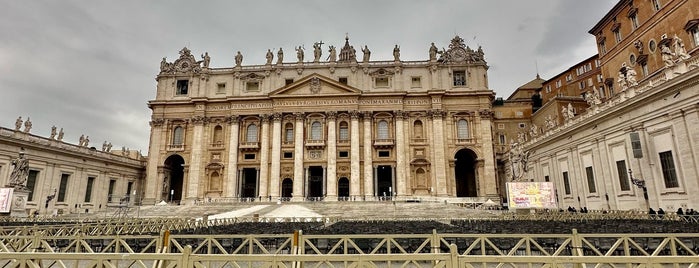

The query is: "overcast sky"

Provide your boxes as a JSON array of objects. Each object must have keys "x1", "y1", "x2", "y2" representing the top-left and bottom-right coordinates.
[{"x1": 0, "y1": 0, "x2": 617, "y2": 154}]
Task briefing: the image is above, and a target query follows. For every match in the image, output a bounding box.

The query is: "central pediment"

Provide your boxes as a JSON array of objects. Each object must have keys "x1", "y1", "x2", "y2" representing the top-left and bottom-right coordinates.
[{"x1": 269, "y1": 73, "x2": 362, "y2": 98}]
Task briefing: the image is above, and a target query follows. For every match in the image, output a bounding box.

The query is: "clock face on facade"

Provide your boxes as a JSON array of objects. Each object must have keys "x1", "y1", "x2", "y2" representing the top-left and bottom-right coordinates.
[{"x1": 451, "y1": 47, "x2": 467, "y2": 62}]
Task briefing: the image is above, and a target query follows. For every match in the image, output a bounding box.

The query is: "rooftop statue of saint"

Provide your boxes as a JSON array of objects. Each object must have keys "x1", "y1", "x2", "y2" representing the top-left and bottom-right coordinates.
[
  {"x1": 49, "y1": 125, "x2": 57, "y2": 140},
  {"x1": 277, "y1": 48, "x2": 284, "y2": 64},
  {"x1": 429, "y1": 42, "x2": 438, "y2": 61},
  {"x1": 296, "y1": 46, "x2": 304, "y2": 63},
  {"x1": 265, "y1": 49, "x2": 274, "y2": 65},
  {"x1": 361, "y1": 45, "x2": 371, "y2": 63},
  {"x1": 235, "y1": 51, "x2": 243, "y2": 66},
  {"x1": 23, "y1": 117, "x2": 32, "y2": 133},
  {"x1": 313, "y1": 42, "x2": 323, "y2": 62},
  {"x1": 14, "y1": 116, "x2": 22, "y2": 131},
  {"x1": 201, "y1": 52, "x2": 210, "y2": 68},
  {"x1": 327, "y1": 45, "x2": 337, "y2": 62},
  {"x1": 393, "y1": 45, "x2": 400, "y2": 61},
  {"x1": 57, "y1": 128, "x2": 64, "y2": 141}
]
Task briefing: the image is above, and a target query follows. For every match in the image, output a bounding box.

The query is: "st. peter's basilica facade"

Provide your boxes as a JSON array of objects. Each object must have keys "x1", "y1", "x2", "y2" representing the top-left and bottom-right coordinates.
[{"x1": 143, "y1": 36, "x2": 499, "y2": 205}]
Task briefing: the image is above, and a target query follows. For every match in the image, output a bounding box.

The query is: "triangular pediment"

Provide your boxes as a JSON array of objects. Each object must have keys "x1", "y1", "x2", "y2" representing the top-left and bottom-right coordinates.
[{"x1": 269, "y1": 73, "x2": 362, "y2": 97}]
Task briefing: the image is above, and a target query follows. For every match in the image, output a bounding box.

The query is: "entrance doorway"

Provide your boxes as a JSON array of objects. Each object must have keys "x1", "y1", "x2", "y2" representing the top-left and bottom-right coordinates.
[
  {"x1": 281, "y1": 178, "x2": 293, "y2": 198},
  {"x1": 338, "y1": 177, "x2": 350, "y2": 198},
  {"x1": 164, "y1": 155, "x2": 185, "y2": 203},
  {"x1": 455, "y1": 149, "x2": 478, "y2": 197},
  {"x1": 377, "y1": 165, "x2": 393, "y2": 197},
  {"x1": 241, "y1": 168, "x2": 258, "y2": 198},
  {"x1": 308, "y1": 166, "x2": 324, "y2": 198}
]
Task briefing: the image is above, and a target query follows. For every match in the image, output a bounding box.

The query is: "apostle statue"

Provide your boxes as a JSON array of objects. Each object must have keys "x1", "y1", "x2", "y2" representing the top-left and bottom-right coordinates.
[
  {"x1": 235, "y1": 51, "x2": 243, "y2": 66},
  {"x1": 200, "y1": 52, "x2": 210, "y2": 68},
  {"x1": 361, "y1": 45, "x2": 371, "y2": 63},
  {"x1": 429, "y1": 42, "x2": 438, "y2": 61},
  {"x1": 312, "y1": 42, "x2": 323, "y2": 62},
  {"x1": 265, "y1": 49, "x2": 274, "y2": 65},
  {"x1": 49, "y1": 125, "x2": 57, "y2": 139},
  {"x1": 14, "y1": 116, "x2": 22, "y2": 131},
  {"x1": 277, "y1": 47, "x2": 284, "y2": 64},
  {"x1": 296, "y1": 46, "x2": 304, "y2": 63},
  {"x1": 393, "y1": 45, "x2": 401, "y2": 61},
  {"x1": 327, "y1": 45, "x2": 337, "y2": 62},
  {"x1": 23, "y1": 118, "x2": 32, "y2": 133},
  {"x1": 57, "y1": 128, "x2": 64, "y2": 141}
]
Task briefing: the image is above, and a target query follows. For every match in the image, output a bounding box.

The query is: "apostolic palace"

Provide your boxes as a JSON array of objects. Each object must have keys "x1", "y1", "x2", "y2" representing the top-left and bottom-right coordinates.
[{"x1": 143, "y1": 36, "x2": 499, "y2": 205}]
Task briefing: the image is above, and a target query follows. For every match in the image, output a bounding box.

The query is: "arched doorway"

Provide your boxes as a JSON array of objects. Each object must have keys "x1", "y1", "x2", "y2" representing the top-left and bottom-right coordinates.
[
  {"x1": 164, "y1": 154, "x2": 185, "y2": 203},
  {"x1": 337, "y1": 177, "x2": 349, "y2": 198},
  {"x1": 281, "y1": 178, "x2": 293, "y2": 198},
  {"x1": 454, "y1": 149, "x2": 478, "y2": 197}
]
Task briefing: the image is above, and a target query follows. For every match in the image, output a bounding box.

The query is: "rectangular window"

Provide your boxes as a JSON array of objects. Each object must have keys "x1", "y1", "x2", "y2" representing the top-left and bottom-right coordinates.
[
  {"x1": 691, "y1": 28, "x2": 699, "y2": 48},
  {"x1": 283, "y1": 152, "x2": 293, "y2": 159},
  {"x1": 600, "y1": 42, "x2": 607, "y2": 55},
  {"x1": 58, "y1": 174, "x2": 70, "y2": 202},
  {"x1": 544, "y1": 175, "x2": 550, "y2": 182},
  {"x1": 562, "y1": 171, "x2": 571, "y2": 195},
  {"x1": 652, "y1": 0, "x2": 662, "y2": 11},
  {"x1": 641, "y1": 63, "x2": 649, "y2": 76},
  {"x1": 244, "y1": 153, "x2": 256, "y2": 160},
  {"x1": 339, "y1": 151, "x2": 349, "y2": 158},
  {"x1": 579, "y1": 81, "x2": 585, "y2": 89},
  {"x1": 26, "y1": 170, "x2": 39, "y2": 202},
  {"x1": 285, "y1": 128, "x2": 293, "y2": 142},
  {"x1": 108, "y1": 179, "x2": 116, "y2": 203},
  {"x1": 630, "y1": 15, "x2": 639, "y2": 29},
  {"x1": 585, "y1": 166, "x2": 597, "y2": 193},
  {"x1": 338, "y1": 77, "x2": 348, "y2": 84},
  {"x1": 498, "y1": 134, "x2": 506, "y2": 144},
  {"x1": 216, "y1": 83, "x2": 226, "y2": 94},
  {"x1": 411, "y1": 76, "x2": 421, "y2": 87},
  {"x1": 614, "y1": 30, "x2": 622, "y2": 43},
  {"x1": 453, "y1": 71, "x2": 466, "y2": 86},
  {"x1": 566, "y1": 74, "x2": 572, "y2": 81},
  {"x1": 246, "y1": 81, "x2": 260, "y2": 92},
  {"x1": 85, "y1": 177, "x2": 95, "y2": 202},
  {"x1": 339, "y1": 126, "x2": 349, "y2": 141},
  {"x1": 285, "y1": 79, "x2": 294, "y2": 85},
  {"x1": 375, "y1": 77, "x2": 389, "y2": 87},
  {"x1": 126, "y1": 181, "x2": 133, "y2": 198},
  {"x1": 176, "y1": 80, "x2": 189, "y2": 95},
  {"x1": 616, "y1": 160, "x2": 630, "y2": 191},
  {"x1": 659, "y1": 151, "x2": 679, "y2": 188},
  {"x1": 545, "y1": 85, "x2": 551, "y2": 93},
  {"x1": 378, "y1": 151, "x2": 390, "y2": 157}
]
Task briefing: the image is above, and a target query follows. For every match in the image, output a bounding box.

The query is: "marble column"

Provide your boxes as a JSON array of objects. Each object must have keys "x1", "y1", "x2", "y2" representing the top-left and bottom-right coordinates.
[
  {"x1": 270, "y1": 113, "x2": 282, "y2": 198},
  {"x1": 395, "y1": 111, "x2": 406, "y2": 196},
  {"x1": 326, "y1": 112, "x2": 338, "y2": 200},
  {"x1": 226, "y1": 116, "x2": 240, "y2": 198},
  {"x1": 350, "y1": 111, "x2": 361, "y2": 197},
  {"x1": 292, "y1": 113, "x2": 305, "y2": 200},
  {"x1": 362, "y1": 112, "x2": 374, "y2": 199},
  {"x1": 430, "y1": 111, "x2": 448, "y2": 196},
  {"x1": 187, "y1": 116, "x2": 206, "y2": 203},
  {"x1": 144, "y1": 119, "x2": 165, "y2": 204},
  {"x1": 258, "y1": 114, "x2": 270, "y2": 198},
  {"x1": 477, "y1": 111, "x2": 499, "y2": 198}
]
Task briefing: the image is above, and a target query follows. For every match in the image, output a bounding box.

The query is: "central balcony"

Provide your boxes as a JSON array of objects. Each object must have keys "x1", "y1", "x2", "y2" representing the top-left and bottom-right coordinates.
[
  {"x1": 239, "y1": 141, "x2": 259, "y2": 151},
  {"x1": 373, "y1": 138, "x2": 395, "y2": 148},
  {"x1": 305, "y1": 139, "x2": 325, "y2": 149},
  {"x1": 167, "y1": 144, "x2": 185, "y2": 151}
]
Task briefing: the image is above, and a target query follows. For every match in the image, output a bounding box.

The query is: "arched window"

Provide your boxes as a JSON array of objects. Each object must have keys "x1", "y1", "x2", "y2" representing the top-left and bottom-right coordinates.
[
  {"x1": 377, "y1": 120, "x2": 389, "y2": 139},
  {"x1": 311, "y1": 121, "x2": 322, "y2": 140},
  {"x1": 413, "y1": 120, "x2": 423, "y2": 138},
  {"x1": 246, "y1": 124, "x2": 258, "y2": 142},
  {"x1": 457, "y1": 119, "x2": 469, "y2": 139},
  {"x1": 338, "y1": 121, "x2": 349, "y2": 141},
  {"x1": 285, "y1": 123, "x2": 294, "y2": 142},
  {"x1": 212, "y1": 125, "x2": 223, "y2": 144},
  {"x1": 173, "y1": 126, "x2": 184, "y2": 145}
]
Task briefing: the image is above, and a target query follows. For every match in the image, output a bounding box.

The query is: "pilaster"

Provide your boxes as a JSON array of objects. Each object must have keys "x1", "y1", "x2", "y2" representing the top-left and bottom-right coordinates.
[
  {"x1": 362, "y1": 111, "x2": 374, "y2": 199},
  {"x1": 430, "y1": 110, "x2": 448, "y2": 196},
  {"x1": 270, "y1": 113, "x2": 282, "y2": 198},
  {"x1": 395, "y1": 111, "x2": 406, "y2": 196},
  {"x1": 187, "y1": 116, "x2": 206, "y2": 204},
  {"x1": 258, "y1": 114, "x2": 270, "y2": 198},
  {"x1": 226, "y1": 115, "x2": 240, "y2": 198},
  {"x1": 292, "y1": 112, "x2": 305, "y2": 200},
  {"x1": 350, "y1": 111, "x2": 361, "y2": 197},
  {"x1": 326, "y1": 112, "x2": 338, "y2": 200},
  {"x1": 144, "y1": 118, "x2": 165, "y2": 204}
]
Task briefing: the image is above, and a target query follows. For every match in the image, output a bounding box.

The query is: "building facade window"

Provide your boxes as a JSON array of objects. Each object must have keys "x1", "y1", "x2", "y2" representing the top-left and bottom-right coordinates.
[
  {"x1": 411, "y1": 77, "x2": 421, "y2": 87},
  {"x1": 413, "y1": 120, "x2": 423, "y2": 138},
  {"x1": 562, "y1": 171, "x2": 571, "y2": 195},
  {"x1": 85, "y1": 176, "x2": 95, "y2": 203},
  {"x1": 375, "y1": 77, "x2": 389, "y2": 87},
  {"x1": 26, "y1": 170, "x2": 39, "y2": 201},
  {"x1": 652, "y1": 0, "x2": 662, "y2": 11},
  {"x1": 310, "y1": 121, "x2": 322, "y2": 140},
  {"x1": 630, "y1": 14, "x2": 639, "y2": 30},
  {"x1": 246, "y1": 81, "x2": 260, "y2": 91},
  {"x1": 377, "y1": 120, "x2": 389, "y2": 139},
  {"x1": 216, "y1": 83, "x2": 226, "y2": 94},
  {"x1": 176, "y1": 80, "x2": 188, "y2": 95},
  {"x1": 173, "y1": 126, "x2": 184, "y2": 145},
  {"x1": 453, "y1": 71, "x2": 466, "y2": 86},
  {"x1": 58, "y1": 174, "x2": 70, "y2": 202},
  {"x1": 659, "y1": 151, "x2": 679, "y2": 188},
  {"x1": 499, "y1": 134, "x2": 506, "y2": 144},
  {"x1": 585, "y1": 166, "x2": 597, "y2": 193},
  {"x1": 691, "y1": 27, "x2": 699, "y2": 47},
  {"x1": 613, "y1": 30, "x2": 622, "y2": 43},
  {"x1": 212, "y1": 125, "x2": 223, "y2": 144},
  {"x1": 600, "y1": 41, "x2": 607, "y2": 55},
  {"x1": 284, "y1": 123, "x2": 294, "y2": 142},
  {"x1": 457, "y1": 119, "x2": 469, "y2": 139},
  {"x1": 108, "y1": 179, "x2": 116, "y2": 203},
  {"x1": 246, "y1": 124, "x2": 258, "y2": 142},
  {"x1": 616, "y1": 160, "x2": 630, "y2": 191},
  {"x1": 339, "y1": 121, "x2": 349, "y2": 141}
]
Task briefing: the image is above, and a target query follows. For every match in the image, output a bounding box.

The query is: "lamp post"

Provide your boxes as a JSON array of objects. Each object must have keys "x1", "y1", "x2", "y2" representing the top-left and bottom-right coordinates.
[{"x1": 628, "y1": 169, "x2": 649, "y2": 210}]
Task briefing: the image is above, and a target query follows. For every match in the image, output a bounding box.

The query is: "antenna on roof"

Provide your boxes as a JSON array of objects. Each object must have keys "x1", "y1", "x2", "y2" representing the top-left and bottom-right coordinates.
[{"x1": 535, "y1": 60, "x2": 540, "y2": 79}]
